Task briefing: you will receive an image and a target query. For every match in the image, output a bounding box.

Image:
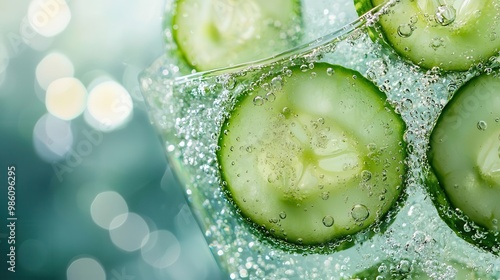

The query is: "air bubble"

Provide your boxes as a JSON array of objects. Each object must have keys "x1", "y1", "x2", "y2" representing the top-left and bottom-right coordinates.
[
  {"x1": 223, "y1": 75, "x2": 237, "y2": 90},
  {"x1": 430, "y1": 37, "x2": 444, "y2": 50},
  {"x1": 282, "y1": 67, "x2": 293, "y2": 77},
  {"x1": 271, "y1": 76, "x2": 283, "y2": 91},
  {"x1": 397, "y1": 23, "x2": 413, "y2": 37},
  {"x1": 477, "y1": 120, "x2": 487, "y2": 131},
  {"x1": 367, "y1": 143, "x2": 377, "y2": 152},
  {"x1": 321, "y1": 192, "x2": 330, "y2": 200},
  {"x1": 246, "y1": 146, "x2": 253, "y2": 153},
  {"x1": 351, "y1": 204, "x2": 369, "y2": 222},
  {"x1": 409, "y1": 15, "x2": 418, "y2": 25},
  {"x1": 464, "y1": 223, "x2": 471, "y2": 232},
  {"x1": 279, "y1": 211, "x2": 287, "y2": 219},
  {"x1": 435, "y1": 5, "x2": 456, "y2": 26},
  {"x1": 398, "y1": 259, "x2": 411, "y2": 273},
  {"x1": 253, "y1": 96, "x2": 264, "y2": 106},
  {"x1": 300, "y1": 65, "x2": 309, "y2": 72},
  {"x1": 447, "y1": 82, "x2": 458, "y2": 93},
  {"x1": 490, "y1": 32, "x2": 498, "y2": 41},
  {"x1": 269, "y1": 218, "x2": 278, "y2": 224},
  {"x1": 265, "y1": 92, "x2": 276, "y2": 102},
  {"x1": 361, "y1": 170, "x2": 372, "y2": 182},
  {"x1": 322, "y1": 216, "x2": 334, "y2": 227},
  {"x1": 326, "y1": 68, "x2": 335, "y2": 76}
]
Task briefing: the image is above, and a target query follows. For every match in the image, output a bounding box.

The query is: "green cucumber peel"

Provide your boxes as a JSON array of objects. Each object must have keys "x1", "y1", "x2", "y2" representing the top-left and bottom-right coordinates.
[
  {"x1": 427, "y1": 71, "x2": 500, "y2": 255},
  {"x1": 217, "y1": 63, "x2": 407, "y2": 252},
  {"x1": 354, "y1": 0, "x2": 500, "y2": 71}
]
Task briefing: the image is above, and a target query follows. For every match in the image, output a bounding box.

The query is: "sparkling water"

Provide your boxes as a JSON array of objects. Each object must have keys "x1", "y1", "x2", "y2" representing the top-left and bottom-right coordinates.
[{"x1": 141, "y1": 0, "x2": 500, "y2": 278}]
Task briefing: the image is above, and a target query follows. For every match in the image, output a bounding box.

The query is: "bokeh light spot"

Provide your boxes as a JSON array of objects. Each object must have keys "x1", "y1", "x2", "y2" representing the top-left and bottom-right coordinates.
[
  {"x1": 33, "y1": 113, "x2": 73, "y2": 162},
  {"x1": 109, "y1": 212, "x2": 149, "y2": 252},
  {"x1": 141, "y1": 230, "x2": 181, "y2": 268},
  {"x1": 28, "y1": 0, "x2": 71, "y2": 38},
  {"x1": 36, "y1": 52, "x2": 74, "y2": 90},
  {"x1": 46, "y1": 77, "x2": 87, "y2": 120},
  {"x1": 66, "y1": 257, "x2": 106, "y2": 280},
  {"x1": 86, "y1": 80, "x2": 133, "y2": 132},
  {"x1": 90, "y1": 191, "x2": 128, "y2": 230}
]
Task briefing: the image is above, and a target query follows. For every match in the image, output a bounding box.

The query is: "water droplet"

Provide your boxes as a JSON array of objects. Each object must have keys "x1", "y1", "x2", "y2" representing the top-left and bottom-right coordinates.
[
  {"x1": 351, "y1": 204, "x2": 370, "y2": 222},
  {"x1": 361, "y1": 170, "x2": 372, "y2": 182},
  {"x1": 246, "y1": 146, "x2": 253, "y2": 153},
  {"x1": 279, "y1": 211, "x2": 287, "y2": 219},
  {"x1": 477, "y1": 120, "x2": 487, "y2": 131},
  {"x1": 435, "y1": 5, "x2": 456, "y2": 26},
  {"x1": 322, "y1": 216, "x2": 334, "y2": 227},
  {"x1": 497, "y1": 145, "x2": 500, "y2": 158},
  {"x1": 321, "y1": 192, "x2": 330, "y2": 200},
  {"x1": 326, "y1": 68, "x2": 335, "y2": 76},
  {"x1": 397, "y1": 23, "x2": 413, "y2": 37},
  {"x1": 253, "y1": 96, "x2": 264, "y2": 106}
]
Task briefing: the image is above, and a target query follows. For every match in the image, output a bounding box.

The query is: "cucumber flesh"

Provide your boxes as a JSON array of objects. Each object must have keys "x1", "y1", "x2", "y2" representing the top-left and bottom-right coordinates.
[
  {"x1": 429, "y1": 73, "x2": 500, "y2": 233},
  {"x1": 172, "y1": 0, "x2": 302, "y2": 71},
  {"x1": 217, "y1": 63, "x2": 406, "y2": 246},
  {"x1": 355, "y1": 0, "x2": 500, "y2": 71}
]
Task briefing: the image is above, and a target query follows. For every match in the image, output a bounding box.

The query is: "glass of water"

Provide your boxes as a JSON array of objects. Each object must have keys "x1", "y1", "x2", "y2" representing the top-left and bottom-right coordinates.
[{"x1": 141, "y1": 0, "x2": 500, "y2": 278}]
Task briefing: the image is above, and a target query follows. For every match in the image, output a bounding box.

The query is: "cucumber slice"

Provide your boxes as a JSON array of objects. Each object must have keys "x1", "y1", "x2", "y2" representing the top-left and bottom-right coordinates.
[
  {"x1": 355, "y1": 0, "x2": 500, "y2": 71},
  {"x1": 217, "y1": 63, "x2": 406, "y2": 247},
  {"x1": 428, "y1": 72, "x2": 500, "y2": 253},
  {"x1": 349, "y1": 258, "x2": 496, "y2": 279},
  {"x1": 172, "y1": 0, "x2": 302, "y2": 71}
]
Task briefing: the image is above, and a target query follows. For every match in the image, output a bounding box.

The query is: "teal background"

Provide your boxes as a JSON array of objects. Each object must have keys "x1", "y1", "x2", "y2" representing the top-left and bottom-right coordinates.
[{"x1": 0, "y1": 0, "x2": 223, "y2": 279}]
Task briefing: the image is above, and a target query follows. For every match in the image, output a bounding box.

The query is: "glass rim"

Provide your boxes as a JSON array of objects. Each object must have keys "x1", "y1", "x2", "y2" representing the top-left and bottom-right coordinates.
[{"x1": 140, "y1": 0, "x2": 392, "y2": 85}]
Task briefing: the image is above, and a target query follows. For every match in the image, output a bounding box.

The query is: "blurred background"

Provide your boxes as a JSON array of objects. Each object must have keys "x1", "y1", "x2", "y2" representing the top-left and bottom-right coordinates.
[{"x1": 0, "y1": 0, "x2": 224, "y2": 279}]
